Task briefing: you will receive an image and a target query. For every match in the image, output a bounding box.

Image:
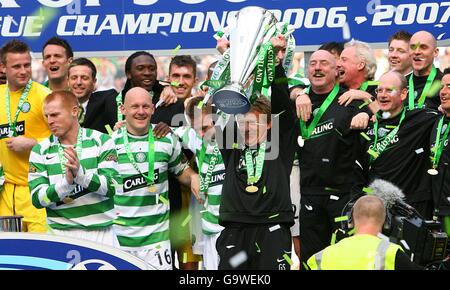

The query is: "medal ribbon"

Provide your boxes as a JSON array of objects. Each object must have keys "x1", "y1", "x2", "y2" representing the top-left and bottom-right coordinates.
[
  {"x1": 244, "y1": 142, "x2": 266, "y2": 185},
  {"x1": 369, "y1": 108, "x2": 406, "y2": 163},
  {"x1": 6, "y1": 79, "x2": 32, "y2": 137},
  {"x1": 431, "y1": 116, "x2": 450, "y2": 169},
  {"x1": 299, "y1": 84, "x2": 340, "y2": 139},
  {"x1": 198, "y1": 142, "x2": 220, "y2": 193},
  {"x1": 408, "y1": 66, "x2": 437, "y2": 110},
  {"x1": 122, "y1": 127, "x2": 155, "y2": 185},
  {"x1": 115, "y1": 93, "x2": 123, "y2": 122}
]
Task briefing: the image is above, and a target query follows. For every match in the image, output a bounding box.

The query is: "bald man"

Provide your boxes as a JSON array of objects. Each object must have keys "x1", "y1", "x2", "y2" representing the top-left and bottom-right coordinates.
[
  {"x1": 297, "y1": 50, "x2": 371, "y2": 266},
  {"x1": 407, "y1": 30, "x2": 443, "y2": 110},
  {"x1": 307, "y1": 195, "x2": 419, "y2": 270},
  {"x1": 361, "y1": 71, "x2": 439, "y2": 219},
  {"x1": 28, "y1": 90, "x2": 120, "y2": 246},
  {"x1": 111, "y1": 87, "x2": 200, "y2": 270}
]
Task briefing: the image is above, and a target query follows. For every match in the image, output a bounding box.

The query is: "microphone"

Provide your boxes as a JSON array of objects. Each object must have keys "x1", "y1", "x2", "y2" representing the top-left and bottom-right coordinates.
[{"x1": 368, "y1": 179, "x2": 419, "y2": 218}]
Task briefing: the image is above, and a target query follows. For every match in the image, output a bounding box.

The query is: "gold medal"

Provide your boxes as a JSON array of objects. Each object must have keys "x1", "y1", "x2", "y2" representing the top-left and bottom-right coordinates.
[
  {"x1": 428, "y1": 168, "x2": 439, "y2": 176},
  {"x1": 246, "y1": 185, "x2": 259, "y2": 193},
  {"x1": 63, "y1": 196, "x2": 74, "y2": 204},
  {"x1": 147, "y1": 185, "x2": 157, "y2": 193}
]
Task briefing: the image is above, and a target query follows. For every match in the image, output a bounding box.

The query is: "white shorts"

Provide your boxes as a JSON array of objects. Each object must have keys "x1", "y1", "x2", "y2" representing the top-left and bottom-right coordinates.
[
  {"x1": 202, "y1": 232, "x2": 220, "y2": 270},
  {"x1": 290, "y1": 164, "x2": 301, "y2": 237},
  {"x1": 126, "y1": 240, "x2": 172, "y2": 270},
  {"x1": 51, "y1": 226, "x2": 119, "y2": 248}
]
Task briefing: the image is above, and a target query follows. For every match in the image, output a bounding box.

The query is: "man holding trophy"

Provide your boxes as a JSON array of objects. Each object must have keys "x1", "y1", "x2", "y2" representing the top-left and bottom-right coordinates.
[{"x1": 205, "y1": 7, "x2": 297, "y2": 270}]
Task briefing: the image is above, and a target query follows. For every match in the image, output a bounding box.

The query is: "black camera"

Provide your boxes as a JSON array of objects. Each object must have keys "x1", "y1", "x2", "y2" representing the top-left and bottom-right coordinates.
[{"x1": 387, "y1": 214, "x2": 448, "y2": 266}]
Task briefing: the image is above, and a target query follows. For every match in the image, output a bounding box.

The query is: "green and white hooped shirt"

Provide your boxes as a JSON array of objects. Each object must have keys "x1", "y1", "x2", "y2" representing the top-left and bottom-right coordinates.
[
  {"x1": 29, "y1": 128, "x2": 119, "y2": 230},
  {"x1": 112, "y1": 125, "x2": 187, "y2": 250}
]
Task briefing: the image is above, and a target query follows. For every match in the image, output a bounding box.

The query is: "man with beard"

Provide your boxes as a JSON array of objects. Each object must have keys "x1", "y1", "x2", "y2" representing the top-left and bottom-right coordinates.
[
  {"x1": 295, "y1": 50, "x2": 370, "y2": 267},
  {"x1": 296, "y1": 40, "x2": 378, "y2": 123}
]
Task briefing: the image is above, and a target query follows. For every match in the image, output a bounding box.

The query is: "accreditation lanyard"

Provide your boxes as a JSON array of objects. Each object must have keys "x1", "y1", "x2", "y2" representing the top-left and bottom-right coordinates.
[
  {"x1": 408, "y1": 66, "x2": 437, "y2": 110},
  {"x1": 299, "y1": 84, "x2": 340, "y2": 139},
  {"x1": 369, "y1": 108, "x2": 406, "y2": 163},
  {"x1": 197, "y1": 141, "x2": 220, "y2": 193},
  {"x1": 6, "y1": 79, "x2": 32, "y2": 137},
  {"x1": 58, "y1": 128, "x2": 83, "y2": 175},
  {"x1": 244, "y1": 142, "x2": 266, "y2": 186},
  {"x1": 122, "y1": 127, "x2": 155, "y2": 186},
  {"x1": 431, "y1": 116, "x2": 450, "y2": 169},
  {"x1": 115, "y1": 93, "x2": 123, "y2": 122}
]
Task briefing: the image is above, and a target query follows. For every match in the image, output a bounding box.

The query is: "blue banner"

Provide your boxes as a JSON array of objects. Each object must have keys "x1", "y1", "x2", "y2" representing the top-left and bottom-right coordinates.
[
  {"x1": 0, "y1": 233, "x2": 148, "y2": 270},
  {"x1": 0, "y1": 0, "x2": 449, "y2": 54}
]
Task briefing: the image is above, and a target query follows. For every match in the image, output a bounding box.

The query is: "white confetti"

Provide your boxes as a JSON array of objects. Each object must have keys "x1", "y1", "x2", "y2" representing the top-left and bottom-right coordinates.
[
  {"x1": 342, "y1": 22, "x2": 351, "y2": 40},
  {"x1": 354, "y1": 16, "x2": 367, "y2": 25},
  {"x1": 366, "y1": 0, "x2": 381, "y2": 15},
  {"x1": 269, "y1": 224, "x2": 281, "y2": 232},
  {"x1": 226, "y1": 245, "x2": 235, "y2": 249},
  {"x1": 382, "y1": 112, "x2": 391, "y2": 119},
  {"x1": 434, "y1": 24, "x2": 444, "y2": 28},
  {"x1": 400, "y1": 239, "x2": 410, "y2": 251},
  {"x1": 329, "y1": 195, "x2": 340, "y2": 201},
  {"x1": 160, "y1": 31, "x2": 169, "y2": 37},
  {"x1": 377, "y1": 233, "x2": 389, "y2": 241},
  {"x1": 322, "y1": 158, "x2": 330, "y2": 163},
  {"x1": 415, "y1": 148, "x2": 424, "y2": 154},
  {"x1": 437, "y1": 33, "x2": 446, "y2": 40},
  {"x1": 6, "y1": 15, "x2": 18, "y2": 26},
  {"x1": 229, "y1": 251, "x2": 248, "y2": 268}
]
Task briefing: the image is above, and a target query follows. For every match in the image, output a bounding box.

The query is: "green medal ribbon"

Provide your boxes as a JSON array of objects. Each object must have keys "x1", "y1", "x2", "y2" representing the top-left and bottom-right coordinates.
[
  {"x1": 262, "y1": 44, "x2": 275, "y2": 99},
  {"x1": 5, "y1": 79, "x2": 32, "y2": 137},
  {"x1": 122, "y1": 127, "x2": 155, "y2": 186},
  {"x1": 57, "y1": 128, "x2": 83, "y2": 175},
  {"x1": 197, "y1": 141, "x2": 220, "y2": 193},
  {"x1": 252, "y1": 42, "x2": 272, "y2": 100},
  {"x1": 369, "y1": 108, "x2": 406, "y2": 164},
  {"x1": 299, "y1": 84, "x2": 340, "y2": 139},
  {"x1": 408, "y1": 66, "x2": 437, "y2": 110},
  {"x1": 115, "y1": 93, "x2": 123, "y2": 122},
  {"x1": 431, "y1": 116, "x2": 450, "y2": 169},
  {"x1": 359, "y1": 80, "x2": 379, "y2": 92},
  {"x1": 359, "y1": 81, "x2": 369, "y2": 92},
  {"x1": 244, "y1": 142, "x2": 266, "y2": 185}
]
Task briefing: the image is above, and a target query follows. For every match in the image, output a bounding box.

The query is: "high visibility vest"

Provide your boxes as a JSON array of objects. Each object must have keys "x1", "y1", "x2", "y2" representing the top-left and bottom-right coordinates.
[{"x1": 307, "y1": 234, "x2": 402, "y2": 270}]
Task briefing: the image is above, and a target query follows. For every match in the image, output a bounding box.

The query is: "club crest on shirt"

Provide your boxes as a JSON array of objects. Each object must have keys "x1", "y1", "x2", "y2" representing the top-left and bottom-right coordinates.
[
  {"x1": 135, "y1": 152, "x2": 146, "y2": 163},
  {"x1": 29, "y1": 165, "x2": 37, "y2": 173},
  {"x1": 105, "y1": 153, "x2": 118, "y2": 162},
  {"x1": 21, "y1": 102, "x2": 31, "y2": 113},
  {"x1": 377, "y1": 127, "x2": 390, "y2": 138}
]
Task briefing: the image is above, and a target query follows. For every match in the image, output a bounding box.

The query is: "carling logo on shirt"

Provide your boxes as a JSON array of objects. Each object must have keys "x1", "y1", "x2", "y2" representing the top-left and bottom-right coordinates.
[
  {"x1": 0, "y1": 121, "x2": 25, "y2": 139},
  {"x1": 123, "y1": 169, "x2": 160, "y2": 192}
]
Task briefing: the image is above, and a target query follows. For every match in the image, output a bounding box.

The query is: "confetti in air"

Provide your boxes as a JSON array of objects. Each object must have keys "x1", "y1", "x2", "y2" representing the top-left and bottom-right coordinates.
[{"x1": 229, "y1": 251, "x2": 248, "y2": 268}]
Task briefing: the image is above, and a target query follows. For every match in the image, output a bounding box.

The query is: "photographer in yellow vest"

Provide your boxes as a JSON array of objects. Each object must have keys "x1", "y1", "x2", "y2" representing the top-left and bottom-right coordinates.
[{"x1": 307, "y1": 195, "x2": 420, "y2": 270}]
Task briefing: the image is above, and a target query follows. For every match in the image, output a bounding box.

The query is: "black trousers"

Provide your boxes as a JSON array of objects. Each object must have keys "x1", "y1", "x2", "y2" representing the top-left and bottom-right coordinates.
[
  {"x1": 217, "y1": 223, "x2": 292, "y2": 270},
  {"x1": 299, "y1": 193, "x2": 351, "y2": 267}
]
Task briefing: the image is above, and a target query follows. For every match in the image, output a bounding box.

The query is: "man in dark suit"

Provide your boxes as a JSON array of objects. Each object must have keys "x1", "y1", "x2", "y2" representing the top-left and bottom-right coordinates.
[{"x1": 68, "y1": 58, "x2": 118, "y2": 134}]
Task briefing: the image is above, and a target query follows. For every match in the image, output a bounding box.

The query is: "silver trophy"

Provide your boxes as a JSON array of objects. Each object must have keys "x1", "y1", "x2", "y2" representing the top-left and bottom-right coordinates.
[{"x1": 213, "y1": 6, "x2": 277, "y2": 114}]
